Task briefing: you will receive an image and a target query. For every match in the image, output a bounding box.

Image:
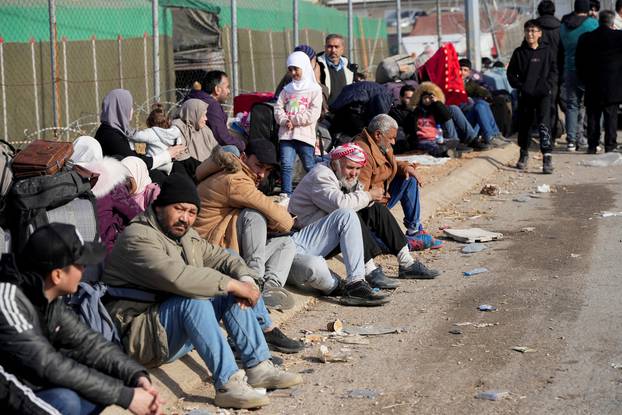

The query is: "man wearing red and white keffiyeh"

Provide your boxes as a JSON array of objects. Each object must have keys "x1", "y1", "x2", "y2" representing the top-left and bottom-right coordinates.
[{"x1": 289, "y1": 143, "x2": 440, "y2": 288}]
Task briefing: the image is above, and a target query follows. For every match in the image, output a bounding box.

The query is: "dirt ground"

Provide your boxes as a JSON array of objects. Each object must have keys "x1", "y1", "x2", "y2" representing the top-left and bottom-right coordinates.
[{"x1": 173, "y1": 148, "x2": 622, "y2": 415}]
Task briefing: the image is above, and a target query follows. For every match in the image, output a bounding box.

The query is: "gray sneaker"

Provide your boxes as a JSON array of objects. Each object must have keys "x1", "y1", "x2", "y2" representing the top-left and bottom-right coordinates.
[
  {"x1": 214, "y1": 370, "x2": 270, "y2": 409},
  {"x1": 246, "y1": 360, "x2": 303, "y2": 389},
  {"x1": 398, "y1": 261, "x2": 440, "y2": 279}
]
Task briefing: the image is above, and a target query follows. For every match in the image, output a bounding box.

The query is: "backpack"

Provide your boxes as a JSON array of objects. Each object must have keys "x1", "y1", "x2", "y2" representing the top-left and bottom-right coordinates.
[
  {"x1": 8, "y1": 169, "x2": 99, "y2": 253},
  {"x1": 66, "y1": 282, "x2": 122, "y2": 346},
  {"x1": 249, "y1": 101, "x2": 279, "y2": 148}
]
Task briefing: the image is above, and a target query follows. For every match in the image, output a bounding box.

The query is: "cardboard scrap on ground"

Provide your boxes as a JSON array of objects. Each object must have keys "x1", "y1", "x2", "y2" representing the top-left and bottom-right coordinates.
[
  {"x1": 343, "y1": 324, "x2": 403, "y2": 336},
  {"x1": 443, "y1": 228, "x2": 504, "y2": 243}
]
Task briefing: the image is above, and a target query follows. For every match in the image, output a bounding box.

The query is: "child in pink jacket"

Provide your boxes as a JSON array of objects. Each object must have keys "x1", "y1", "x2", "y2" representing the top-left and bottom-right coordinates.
[{"x1": 274, "y1": 51, "x2": 323, "y2": 201}]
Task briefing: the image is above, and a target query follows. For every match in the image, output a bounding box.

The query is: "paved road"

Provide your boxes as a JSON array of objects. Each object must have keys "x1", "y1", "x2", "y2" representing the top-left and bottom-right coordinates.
[{"x1": 179, "y1": 149, "x2": 622, "y2": 415}]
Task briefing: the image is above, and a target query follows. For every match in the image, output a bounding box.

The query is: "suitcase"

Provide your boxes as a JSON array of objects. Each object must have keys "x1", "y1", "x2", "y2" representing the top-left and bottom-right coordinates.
[
  {"x1": 233, "y1": 92, "x2": 274, "y2": 115},
  {"x1": 12, "y1": 140, "x2": 73, "y2": 178}
]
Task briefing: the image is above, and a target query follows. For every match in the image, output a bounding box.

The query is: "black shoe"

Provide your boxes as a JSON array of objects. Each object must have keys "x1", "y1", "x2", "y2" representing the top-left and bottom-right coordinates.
[
  {"x1": 398, "y1": 261, "x2": 440, "y2": 279},
  {"x1": 456, "y1": 143, "x2": 474, "y2": 153},
  {"x1": 365, "y1": 267, "x2": 399, "y2": 290},
  {"x1": 472, "y1": 139, "x2": 491, "y2": 151},
  {"x1": 516, "y1": 152, "x2": 528, "y2": 170},
  {"x1": 542, "y1": 153, "x2": 553, "y2": 174},
  {"x1": 586, "y1": 147, "x2": 597, "y2": 154},
  {"x1": 339, "y1": 280, "x2": 390, "y2": 307},
  {"x1": 264, "y1": 327, "x2": 304, "y2": 354}
]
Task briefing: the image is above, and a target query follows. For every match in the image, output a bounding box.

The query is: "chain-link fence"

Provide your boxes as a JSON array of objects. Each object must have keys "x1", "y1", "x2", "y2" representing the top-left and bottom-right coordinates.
[{"x1": 0, "y1": 0, "x2": 388, "y2": 148}]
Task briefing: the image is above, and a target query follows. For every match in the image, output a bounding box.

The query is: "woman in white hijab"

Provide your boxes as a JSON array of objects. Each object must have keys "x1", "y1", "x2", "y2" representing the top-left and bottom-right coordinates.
[{"x1": 274, "y1": 51, "x2": 323, "y2": 201}]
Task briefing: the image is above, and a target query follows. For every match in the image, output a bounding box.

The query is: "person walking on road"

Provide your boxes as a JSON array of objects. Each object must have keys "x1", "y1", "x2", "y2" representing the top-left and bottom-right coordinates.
[{"x1": 508, "y1": 19, "x2": 558, "y2": 173}]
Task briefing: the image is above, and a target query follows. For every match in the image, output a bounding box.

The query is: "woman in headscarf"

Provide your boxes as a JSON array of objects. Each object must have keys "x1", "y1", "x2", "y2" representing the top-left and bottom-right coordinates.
[
  {"x1": 94, "y1": 89, "x2": 185, "y2": 183},
  {"x1": 171, "y1": 98, "x2": 219, "y2": 178},
  {"x1": 274, "y1": 51, "x2": 323, "y2": 203}
]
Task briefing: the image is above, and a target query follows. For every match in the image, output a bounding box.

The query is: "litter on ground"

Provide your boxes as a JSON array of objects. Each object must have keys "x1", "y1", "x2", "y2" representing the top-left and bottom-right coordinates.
[
  {"x1": 461, "y1": 243, "x2": 488, "y2": 254},
  {"x1": 478, "y1": 304, "x2": 497, "y2": 312},
  {"x1": 464, "y1": 267, "x2": 489, "y2": 277},
  {"x1": 476, "y1": 390, "x2": 510, "y2": 401},
  {"x1": 443, "y1": 228, "x2": 504, "y2": 243}
]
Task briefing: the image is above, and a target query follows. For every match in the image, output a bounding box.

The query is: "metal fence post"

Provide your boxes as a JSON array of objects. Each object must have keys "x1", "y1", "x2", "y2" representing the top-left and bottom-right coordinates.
[
  {"x1": 231, "y1": 0, "x2": 239, "y2": 98},
  {"x1": 465, "y1": 0, "x2": 481, "y2": 71},
  {"x1": 61, "y1": 36, "x2": 69, "y2": 130},
  {"x1": 268, "y1": 30, "x2": 276, "y2": 90},
  {"x1": 396, "y1": 0, "x2": 402, "y2": 54},
  {"x1": 248, "y1": 29, "x2": 256, "y2": 92},
  {"x1": 152, "y1": 0, "x2": 160, "y2": 102},
  {"x1": 293, "y1": 0, "x2": 299, "y2": 47},
  {"x1": 91, "y1": 35, "x2": 99, "y2": 120},
  {"x1": 143, "y1": 32, "x2": 150, "y2": 103},
  {"x1": 117, "y1": 35, "x2": 124, "y2": 89},
  {"x1": 48, "y1": 0, "x2": 59, "y2": 130},
  {"x1": 0, "y1": 38, "x2": 6, "y2": 141},
  {"x1": 30, "y1": 38, "x2": 41, "y2": 134},
  {"x1": 347, "y1": 0, "x2": 353, "y2": 60},
  {"x1": 436, "y1": 0, "x2": 442, "y2": 48}
]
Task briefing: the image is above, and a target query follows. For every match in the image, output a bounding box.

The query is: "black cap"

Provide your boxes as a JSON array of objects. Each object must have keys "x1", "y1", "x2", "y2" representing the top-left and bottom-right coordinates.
[
  {"x1": 459, "y1": 58, "x2": 472, "y2": 69},
  {"x1": 246, "y1": 140, "x2": 279, "y2": 166},
  {"x1": 23, "y1": 223, "x2": 106, "y2": 274},
  {"x1": 575, "y1": 0, "x2": 590, "y2": 13},
  {"x1": 153, "y1": 173, "x2": 201, "y2": 210}
]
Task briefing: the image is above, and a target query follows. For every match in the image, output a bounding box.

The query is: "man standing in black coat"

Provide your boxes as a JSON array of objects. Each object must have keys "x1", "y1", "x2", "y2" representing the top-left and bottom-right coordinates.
[
  {"x1": 576, "y1": 10, "x2": 622, "y2": 153},
  {"x1": 536, "y1": 0, "x2": 564, "y2": 139},
  {"x1": 508, "y1": 19, "x2": 558, "y2": 173},
  {"x1": 0, "y1": 224, "x2": 162, "y2": 415}
]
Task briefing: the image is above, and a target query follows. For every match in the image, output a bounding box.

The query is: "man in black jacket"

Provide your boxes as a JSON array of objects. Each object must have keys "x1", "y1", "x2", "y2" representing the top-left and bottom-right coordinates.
[
  {"x1": 576, "y1": 10, "x2": 622, "y2": 153},
  {"x1": 0, "y1": 223, "x2": 162, "y2": 415},
  {"x1": 536, "y1": 0, "x2": 564, "y2": 139},
  {"x1": 508, "y1": 19, "x2": 558, "y2": 173}
]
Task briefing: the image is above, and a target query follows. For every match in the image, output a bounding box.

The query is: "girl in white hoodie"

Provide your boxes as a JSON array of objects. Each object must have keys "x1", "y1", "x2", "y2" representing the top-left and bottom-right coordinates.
[{"x1": 274, "y1": 51, "x2": 323, "y2": 200}]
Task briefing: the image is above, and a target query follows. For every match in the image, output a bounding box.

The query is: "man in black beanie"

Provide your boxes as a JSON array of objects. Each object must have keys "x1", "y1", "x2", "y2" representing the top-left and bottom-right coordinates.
[{"x1": 103, "y1": 174, "x2": 303, "y2": 410}]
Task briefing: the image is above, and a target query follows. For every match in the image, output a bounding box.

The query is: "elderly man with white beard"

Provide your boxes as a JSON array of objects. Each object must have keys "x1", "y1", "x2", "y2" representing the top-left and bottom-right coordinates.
[{"x1": 289, "y1": 143, "x2": 440, "y2": 289}]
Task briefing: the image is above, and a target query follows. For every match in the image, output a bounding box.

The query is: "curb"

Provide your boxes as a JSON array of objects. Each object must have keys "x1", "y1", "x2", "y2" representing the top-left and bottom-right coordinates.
[{"x1": 102, "y1": 142, "x2": 519, "y2": 414}]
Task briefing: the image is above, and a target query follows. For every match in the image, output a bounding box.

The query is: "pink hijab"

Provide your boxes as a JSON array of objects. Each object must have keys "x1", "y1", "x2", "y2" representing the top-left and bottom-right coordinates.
[{"x1": 120, "y1": 157, "x2": 160, "y2": 210}]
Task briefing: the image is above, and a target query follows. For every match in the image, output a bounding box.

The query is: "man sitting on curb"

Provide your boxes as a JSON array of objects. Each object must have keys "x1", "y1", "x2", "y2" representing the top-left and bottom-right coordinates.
[
  {"x1": 103, "y1": 174, "x2": 302, "y2": 410},
  {"x1": 194, "y1": 142, "x2": 301, "y2": 338},
  {"x1": 289, "y1": 143, "x2": 440, "y2": 289},
  {"x1": 0, "y1": 223, "x2": 162, "y2": 415},
  {"x1": 354, "y1": 114, "x2": 443, "y2": 251},
  {"x1": 194, "y1": 141, "x2": 388, "y2": 307}
]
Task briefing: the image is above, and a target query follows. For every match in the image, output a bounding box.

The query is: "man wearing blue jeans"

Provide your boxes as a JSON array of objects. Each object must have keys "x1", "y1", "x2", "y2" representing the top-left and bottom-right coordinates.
[
  {"x1": 355, "y1": 114, "x2": 443, "y2": 250},
  {"x1": 0, "y1": 224, "x2": 162, "y2": 415},
  {"x1": 560, "y1": 0, "x2": 598, "y2": 151},
  {"x1": 104, "y1": 174, "x2": 302, "y2": 410}
]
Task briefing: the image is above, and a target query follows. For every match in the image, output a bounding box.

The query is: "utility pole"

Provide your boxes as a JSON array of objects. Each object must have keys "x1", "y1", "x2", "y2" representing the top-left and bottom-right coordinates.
[
  {"x1": 347, "y1": 0, "x2": 353, "y2": 60},
  {"x1": 231, "y1": 0, "x2": 239, "y2": 97},
  {"x1": 152, "y1": 0, "x2": 160, "y2": 101},
  {"x1": 396, "y1": 0, "x2": 402, "y2": 54},
  {"x1": 465, "y1": 0, "x2": 481, "y2": 71}
]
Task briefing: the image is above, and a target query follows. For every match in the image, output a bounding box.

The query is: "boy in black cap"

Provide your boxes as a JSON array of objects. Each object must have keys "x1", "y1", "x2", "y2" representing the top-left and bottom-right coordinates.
[
  {"x1": 0, "y1": 223, "x2": 162, "y2": 415},
  {"x1": 508, "y1": 19, "x2": 557, "y2": 173}
]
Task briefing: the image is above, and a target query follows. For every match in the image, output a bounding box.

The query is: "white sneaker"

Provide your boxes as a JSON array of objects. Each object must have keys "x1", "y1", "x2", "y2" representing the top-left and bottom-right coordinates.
[
  {"x1": 214, "y1": 369, "x2": 270, "y2": 409},
  {"x1": 246, "y1": 360, "x2": 303, "y2": 389},
  {"x1": 566, "y1": 143, "x2": 576, "y2": 152}
]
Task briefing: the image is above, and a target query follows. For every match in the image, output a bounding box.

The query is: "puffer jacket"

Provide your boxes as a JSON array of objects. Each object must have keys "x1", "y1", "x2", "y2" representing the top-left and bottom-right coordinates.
[
  {"x1": 103, "y1": 207, "x2": 257, "y2": 367},
  {"x1": 289, "y1": 161, "x2": 371, "y2": 228},
  {"x1": 193, "y1": 147, "x2": 294, "y2": 252},
  {"x1": 404, "y1": 82, "x2": 452, "y2": 144},
  {"x1": 0, "y1": 255, "x2": 146, "y2": 409}
]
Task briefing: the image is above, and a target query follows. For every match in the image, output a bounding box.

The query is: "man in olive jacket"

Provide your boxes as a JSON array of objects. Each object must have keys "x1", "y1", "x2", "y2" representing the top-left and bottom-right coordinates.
[
  {"x1": 103, "y1": 174, "x2": 302, "y2": 410},
  {"x1": 0, "y1": 223, "x2": 161, "y2": 415}
]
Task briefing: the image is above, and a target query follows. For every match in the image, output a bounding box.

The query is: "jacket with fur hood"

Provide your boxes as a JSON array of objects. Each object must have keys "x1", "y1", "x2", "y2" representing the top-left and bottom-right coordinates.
[
  {"x1": 404, "y1": 82, "x2": 452, "y2": 144},
  {"x1": 193, "y1": 147, "x2": 294, "y2": 253},
  {"x1": 81, "y1": 157, "x2": 145, "y2": 253}
]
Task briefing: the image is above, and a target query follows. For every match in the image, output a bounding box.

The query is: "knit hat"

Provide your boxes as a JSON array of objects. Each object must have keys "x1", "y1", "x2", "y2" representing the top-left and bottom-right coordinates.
[
  {"x1": 575, "y1": 0, "x2": 590, "y2": 13},
  {"x1": 153, "y1": 173, "x2": 200, "y2": 210},
  {"x1": 329, "y1": 143, "x2": 367, "y2": 166},
  {"x1": 294, "y1": 44, "x2": 316, "y2": 61},
  {"x1": 246, "y1": 139, "x2": 279, "y2": 166}
]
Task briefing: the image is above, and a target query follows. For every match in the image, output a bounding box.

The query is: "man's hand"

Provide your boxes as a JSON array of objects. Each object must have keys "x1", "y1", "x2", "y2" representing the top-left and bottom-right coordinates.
[
  {"x1": 227, "y1": 280, "x2": 261, "y2": 308},
  {"x1": 135, "y1": 377, "x2": 164, "y2": 414},
  {"x1": 129, "y1": 388, "x2": 161, "y2": 415},
  {"x1": 405, "y1": 165, "x2": 423, "y2": 187},
  {"x1": 368, "y1": 187, "x2": 386, "y2": 202}
]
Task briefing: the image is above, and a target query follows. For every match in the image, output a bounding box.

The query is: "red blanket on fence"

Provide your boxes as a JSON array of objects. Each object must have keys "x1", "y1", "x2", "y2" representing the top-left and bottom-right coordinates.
[{"x1": 417, "y1": 43, "x2": 467, "y2": 106}]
